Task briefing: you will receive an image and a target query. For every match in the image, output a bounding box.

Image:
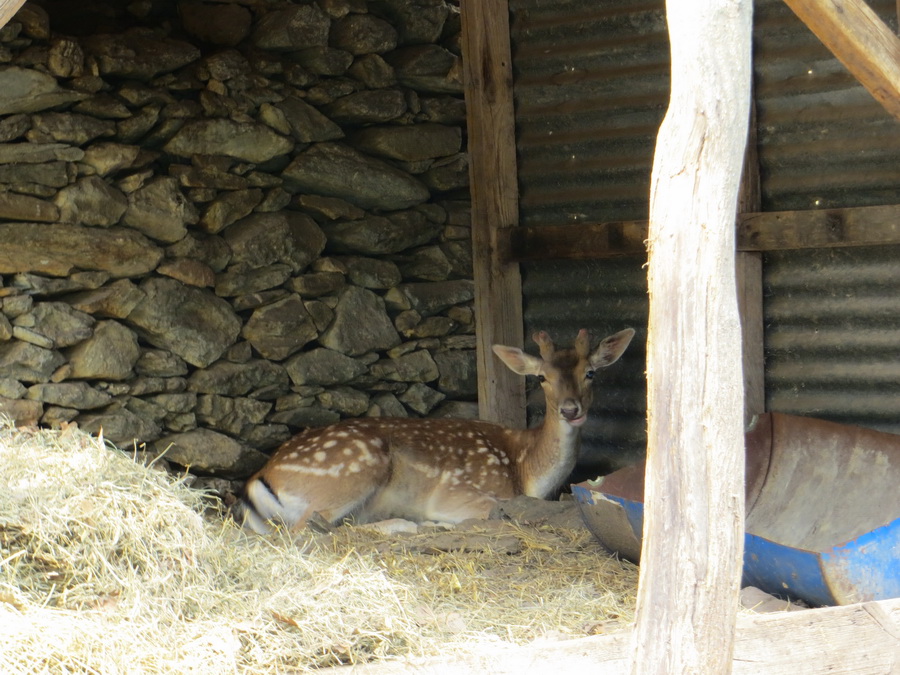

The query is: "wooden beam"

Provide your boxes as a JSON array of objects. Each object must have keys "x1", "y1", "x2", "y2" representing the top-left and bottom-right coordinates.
[
  {"x1": 0, "y1": 1, "x2": 27, "y2": 31},
  {"x1": 459, "y1": 0, "x2": 525, "y2": 428},
  {"x1": 334, "y1": 598, "x2": 900, "y2": 675},
  {"x1": 633, "y1": 0, "x2": 751, "y2": 671},
  {"x1": 505, "y1": 220, "x2": 648, "y2": 261},
  {"x1": 739, "y1": 203, "x2": 900, "y2": 250},
  {"x1": 782, "y1": 0, "x2": 900, "y2": 121},
  {"x1": 502, "y1": 203, "x2": 900, "y2": 260}
]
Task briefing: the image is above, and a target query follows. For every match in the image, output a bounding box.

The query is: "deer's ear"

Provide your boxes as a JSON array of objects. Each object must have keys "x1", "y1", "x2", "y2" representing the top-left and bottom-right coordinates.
[
  {"x1": 589, "y1": 328, "x2": 635, "y2": 369},
  {"x1": 492, "y1": 345, "x2": 543, "y2": 376}
]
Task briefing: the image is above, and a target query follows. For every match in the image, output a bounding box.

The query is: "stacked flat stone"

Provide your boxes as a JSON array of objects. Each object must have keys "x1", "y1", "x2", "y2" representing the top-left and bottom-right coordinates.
[{"x1": 0, "y1": 0, "x2": 477, "y2": 478}]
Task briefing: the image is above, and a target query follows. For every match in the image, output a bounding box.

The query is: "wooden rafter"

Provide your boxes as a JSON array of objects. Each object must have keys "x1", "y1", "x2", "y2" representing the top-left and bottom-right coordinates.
[
  {"x1": 0, "y1": 0, "x2": 26, "y2": 30},
  {"x1": 782, "y1": 0, "x2": 900, "y2": 121}
]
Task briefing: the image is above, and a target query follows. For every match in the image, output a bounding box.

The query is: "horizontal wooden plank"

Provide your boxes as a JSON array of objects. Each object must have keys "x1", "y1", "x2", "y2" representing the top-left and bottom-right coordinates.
[
  {"x1": 503, "y1": 203, "x2": 900, "y2": 261},
  {"x1": 504, "y1": 220, "x2": 648, "y2": 261},
  {"x1": 335, "y1": 598, "x2": 900, "y2": 675},
  {"x1": 739, "y1": 203, "x2": 900, "y2": 251}
]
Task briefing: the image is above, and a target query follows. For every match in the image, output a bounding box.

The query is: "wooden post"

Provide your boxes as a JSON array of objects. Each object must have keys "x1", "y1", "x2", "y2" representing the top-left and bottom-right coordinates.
[
  {"x1": 631, "y1": 1, "x2": 752, "y2": 673},
  {"x1": 737, "y1": 102, "x2": 765, "y2": 423},
  {"x1": 460, "y1": 0, "x2": 526, "y2": 428}
]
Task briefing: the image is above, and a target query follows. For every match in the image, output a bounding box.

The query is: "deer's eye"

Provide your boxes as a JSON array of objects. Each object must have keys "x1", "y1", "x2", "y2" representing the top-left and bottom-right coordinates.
[
  {"x1": 537, "y1": 374, "x2": 546, "y2": 383},
  {"x1": 585, "y1": 370, "x2": 595, "y2": 380}
]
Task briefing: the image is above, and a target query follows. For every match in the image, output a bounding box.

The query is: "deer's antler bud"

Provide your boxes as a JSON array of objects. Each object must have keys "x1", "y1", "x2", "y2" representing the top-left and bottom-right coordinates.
[
  {"x1": 574, "y1": 328, "x2": 591, "y2": 358},
  {"x1": 532, "y1": 330, "x2": 555, "y2": 360}
]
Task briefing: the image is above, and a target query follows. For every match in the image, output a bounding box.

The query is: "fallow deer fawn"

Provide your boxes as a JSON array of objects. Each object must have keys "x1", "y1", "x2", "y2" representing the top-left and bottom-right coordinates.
[{"x1": 238, "y1": 328, "x2": 634, "y2": 533}]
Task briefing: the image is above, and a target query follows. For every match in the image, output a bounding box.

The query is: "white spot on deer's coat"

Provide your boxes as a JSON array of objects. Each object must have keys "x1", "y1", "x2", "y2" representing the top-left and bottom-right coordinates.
[
  {"x1": 281, "y1": 462, "x2": 345, "y2": 477},
  {"x1": 412, "y1": 460, "x2": 441, "y2": 479},
  {"x1": 314, "y1": 451, "x2": 327, "y2": 462},
  {"x1": 354, "y1": 439, "x2": 371, "y2": 455}
]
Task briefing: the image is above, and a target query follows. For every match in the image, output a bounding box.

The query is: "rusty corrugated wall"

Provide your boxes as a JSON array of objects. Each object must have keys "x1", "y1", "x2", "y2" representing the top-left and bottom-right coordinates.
[
  {"x1": 765, "y1": 245, "x2": 900, "y2": 436},
  {"x1": 754, "y1": 1, "x2": 900, "y2": 210},
  {"x1": 512, "y1": 0, "x2": 668, "y2": 226},
  {"x1": 509, "y1": 0, "x2": 900, "y2": 475}
]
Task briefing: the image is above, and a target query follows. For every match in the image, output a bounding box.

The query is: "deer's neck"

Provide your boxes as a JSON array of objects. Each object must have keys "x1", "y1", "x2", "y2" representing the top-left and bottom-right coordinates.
[{"x1": 507, "y1": 411, "x2": 582, "y2": 499}]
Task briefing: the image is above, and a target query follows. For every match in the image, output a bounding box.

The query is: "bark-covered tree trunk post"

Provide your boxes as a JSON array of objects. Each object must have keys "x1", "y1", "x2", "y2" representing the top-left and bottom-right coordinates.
[{"x1": 631, "y1": 1, "x2": 753, "y2": 673}]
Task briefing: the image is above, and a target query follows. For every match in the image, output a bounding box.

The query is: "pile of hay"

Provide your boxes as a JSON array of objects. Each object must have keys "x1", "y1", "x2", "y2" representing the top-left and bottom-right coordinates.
[{"x1": 0, "y1": 418, "x2": 638, "y2": 673}]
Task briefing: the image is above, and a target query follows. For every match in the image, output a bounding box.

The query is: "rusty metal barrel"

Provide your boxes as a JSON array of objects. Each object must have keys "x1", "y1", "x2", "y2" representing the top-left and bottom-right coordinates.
[{"x1": 573, "y1": 412, "x2": 900, "y2": 606}]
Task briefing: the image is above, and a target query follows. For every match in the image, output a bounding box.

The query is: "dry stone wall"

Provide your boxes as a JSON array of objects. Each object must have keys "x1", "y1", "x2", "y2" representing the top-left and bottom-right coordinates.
[{"x1": 0, "y1": 0, "x2": 477, "y2": 478}]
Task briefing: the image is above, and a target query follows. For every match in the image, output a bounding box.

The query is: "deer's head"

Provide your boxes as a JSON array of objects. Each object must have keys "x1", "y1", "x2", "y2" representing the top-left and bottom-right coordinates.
[{"x1": 493, "y1": 328, "x2": 635, "y2": 426}]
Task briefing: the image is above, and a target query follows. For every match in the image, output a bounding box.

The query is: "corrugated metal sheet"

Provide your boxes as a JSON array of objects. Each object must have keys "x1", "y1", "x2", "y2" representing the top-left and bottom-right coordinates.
[
  {"x1": 509, "y1": 0, "x2": 900, "y2": 473},
  {"x1": 510, "y1": 0, "x2": 900, "y2": 223},
  {"x1": 764, "y1": 245, "x2": 900, "y2": 435},
  {"x1": 510, "y1": 0, "x2": 668, "y2": 225},
  {"x1": 753, "y1": 1, "x2": 900, "y2": 210}
]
